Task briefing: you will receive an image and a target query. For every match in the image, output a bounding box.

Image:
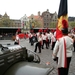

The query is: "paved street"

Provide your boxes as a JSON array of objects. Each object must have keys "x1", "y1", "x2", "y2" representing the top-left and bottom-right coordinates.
[{"x1": 0, "y1": 39, "x2": 75, "y2": 75}]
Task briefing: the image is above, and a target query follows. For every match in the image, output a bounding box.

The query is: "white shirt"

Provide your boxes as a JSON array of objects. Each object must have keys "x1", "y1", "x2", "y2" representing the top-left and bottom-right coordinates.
[
  {"x1": 53, "y1": 36, "x2": 73, "y2": 68},
  {"x1": 42, "y1": 34, "x2": 47, "y2": 40},
  {"x1": 46, "y1": 33, "x2": 51, "y2": 40},
  {"x1": 51, "y1": 34, "x2": 56, "y2": 42},
  {"x1": 53, "y1": 36, "x2": 73, "y2": 57},
  {"x1": 15, "y1": 35, "x2": 19, "y2": 43}
]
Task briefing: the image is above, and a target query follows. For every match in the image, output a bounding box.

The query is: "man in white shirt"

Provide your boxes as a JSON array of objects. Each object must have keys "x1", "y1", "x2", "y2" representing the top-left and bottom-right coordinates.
[{"x1": 52, "y1": 27, "x2": 73, "y2": 75}]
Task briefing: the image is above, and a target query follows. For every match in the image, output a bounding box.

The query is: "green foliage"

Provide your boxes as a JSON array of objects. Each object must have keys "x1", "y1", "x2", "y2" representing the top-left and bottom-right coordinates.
[
  {"x1": 49, "y1": 21, "x2": 75, "y2": 28},
  {"x1": 34, "y1": 20, "x2": 42, "y2": 28},
  {"x1": 69, "y1": 21, "x2": 75, "y2": 28},
  {"x1": 0, "y1": 18, "x2": 12, "y2": 27},
  {"x1": 29, "y1": 19, "x2": 43, "y2": 28},
  {"x1": 49, "y1": 22, "x2": 57, "y2": 28}
]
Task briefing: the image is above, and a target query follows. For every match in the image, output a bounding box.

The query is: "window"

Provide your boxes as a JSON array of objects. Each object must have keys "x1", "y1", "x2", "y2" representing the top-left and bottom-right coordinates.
[{"x1": 47, "y1": 15, "x2": 48, "y2": 17}]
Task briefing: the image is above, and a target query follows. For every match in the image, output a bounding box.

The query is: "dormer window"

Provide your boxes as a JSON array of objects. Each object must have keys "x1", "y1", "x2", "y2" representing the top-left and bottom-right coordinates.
[{"x1": 47, "y1": 15, "x2": 48, "y2": 17}]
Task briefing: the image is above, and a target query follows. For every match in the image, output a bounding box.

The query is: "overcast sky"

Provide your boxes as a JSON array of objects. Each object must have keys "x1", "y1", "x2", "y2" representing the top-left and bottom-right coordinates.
[{"x1": 0, "y1": 0, "x2": 74, "y2": 19}]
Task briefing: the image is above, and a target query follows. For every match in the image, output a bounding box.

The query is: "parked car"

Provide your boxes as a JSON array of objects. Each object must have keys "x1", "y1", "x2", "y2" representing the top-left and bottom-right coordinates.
[{"x1": 0, "y1": 44, "x2": 54, "y2": 75}]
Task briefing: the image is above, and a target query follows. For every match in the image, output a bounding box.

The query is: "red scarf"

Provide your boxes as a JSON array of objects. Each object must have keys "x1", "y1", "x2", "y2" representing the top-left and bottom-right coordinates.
[{"x1": 64, "y1": 38, "x2": 67, "y2": 68}]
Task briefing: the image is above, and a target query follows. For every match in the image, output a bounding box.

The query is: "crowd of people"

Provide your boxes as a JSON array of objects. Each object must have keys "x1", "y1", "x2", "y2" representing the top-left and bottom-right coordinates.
[
  {"x1": 10, "y1": 25, "x2": 75, "y2": 75},
  {"x1": 26, "y1": 29, "x2": 57, "y2": 53},
  {"x1": 25, "y1": 27, "x2": 75, "y2": 75},
  {"x1": 15, "y1": 27, "x2": 75, "y2": 54}
]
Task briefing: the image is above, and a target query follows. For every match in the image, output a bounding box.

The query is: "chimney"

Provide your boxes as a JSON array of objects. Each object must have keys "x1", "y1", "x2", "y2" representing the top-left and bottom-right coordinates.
[
  {"x1": 38, "y1": 11, "x2": 40, "y2": 16},
  {"x1": 47, "y1": 9, "x2": 49, "y2": 12}
]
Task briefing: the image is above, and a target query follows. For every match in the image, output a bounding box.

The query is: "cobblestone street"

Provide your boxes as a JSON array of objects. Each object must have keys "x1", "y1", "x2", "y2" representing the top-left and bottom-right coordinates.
[{"x1": 0, "y1": 39, "x2": 75, "y2": 75}]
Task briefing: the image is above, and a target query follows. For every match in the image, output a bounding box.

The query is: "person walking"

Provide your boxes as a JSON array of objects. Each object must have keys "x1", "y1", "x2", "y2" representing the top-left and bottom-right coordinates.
[
  {"x1": 52, "y1": 25, "x2": 74, "y2": 75},
  {"x1": 51, "y1": 34, "x2": 56, "y2": 50},
  {"x1": 34, "y1": 32, "x2": 43, "y2": 53},
  {"x1": 14, "y1": 33, "x2": 20, "y2": 45},
  {"x1": 42, "y1": 32, "x2": 48, "y2": 49},
  {"x1": 46, "y1": 30, "x2": 51, "y2": 49}
]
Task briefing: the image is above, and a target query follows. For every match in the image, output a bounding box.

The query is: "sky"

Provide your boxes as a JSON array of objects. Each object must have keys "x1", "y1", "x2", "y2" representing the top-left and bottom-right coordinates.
[{"x1": 0, "y1": 0, "x2": 75, "y2": 19}]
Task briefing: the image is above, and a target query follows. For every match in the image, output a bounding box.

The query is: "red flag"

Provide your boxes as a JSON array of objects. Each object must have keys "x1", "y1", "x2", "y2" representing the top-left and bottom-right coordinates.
[
  {"x1": 18, "y1": 33, "x2": 25, "y2": 39},
  {"x1": 56, "y1": 0, "x2": 68, "y2": 39}
]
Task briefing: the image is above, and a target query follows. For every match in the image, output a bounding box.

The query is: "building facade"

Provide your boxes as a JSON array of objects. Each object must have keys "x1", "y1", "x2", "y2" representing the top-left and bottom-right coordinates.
[
  {"x1": 28, "y1": 13, "x2": 43, "y2": 29},
  {"x1": 0, "y1": 13, "x2": 21, "y2": 34},
  {"x1": 41, "y1": 9, "x2": 58, "y2": 28},
  {"x1": 0, "y1": 12, "x2": 21, "y2": 28},
  {"x1": 28, "y1": 9, "x2": 58, "y2": 28},
  {"x1": 20, "y1": 14, "x2": 29, "y2": 31}
]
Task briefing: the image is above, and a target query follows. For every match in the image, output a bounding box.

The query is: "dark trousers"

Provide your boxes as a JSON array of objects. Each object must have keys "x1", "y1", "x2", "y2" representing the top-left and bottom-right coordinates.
[
  {"x1": 73, "y1": 41, "x2": 75, "y2": 51},
  {"x1": 46, "y1": 39, "x2": 50, "y2": 48},
  {"x1": 42, "y1": 40, "x2": 49, "y2": 49},
  {"x1": 34, "y1": 42, "x2": 41, "y2": 53},
  {"x1": 51, "y1": 42, "x2": 56, "y2": 50},
  {"x1": 58, "y1": 57, "x2": 71, "y2": 75}
]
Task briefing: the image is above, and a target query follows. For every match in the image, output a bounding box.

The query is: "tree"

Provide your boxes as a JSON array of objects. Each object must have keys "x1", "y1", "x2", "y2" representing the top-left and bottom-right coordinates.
[
  {"x1": 50, "y1": 22, "x2": 57, "y2": 28},
  {"x1": 0, "y1": 18, "x2": 12, "y2": 27},
  {"x1": 69, "y1": 21, "x2": 75, "y2": 28},
  {"x1": 33, "y1": 20, "x2": 43, "y2": 28}
]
